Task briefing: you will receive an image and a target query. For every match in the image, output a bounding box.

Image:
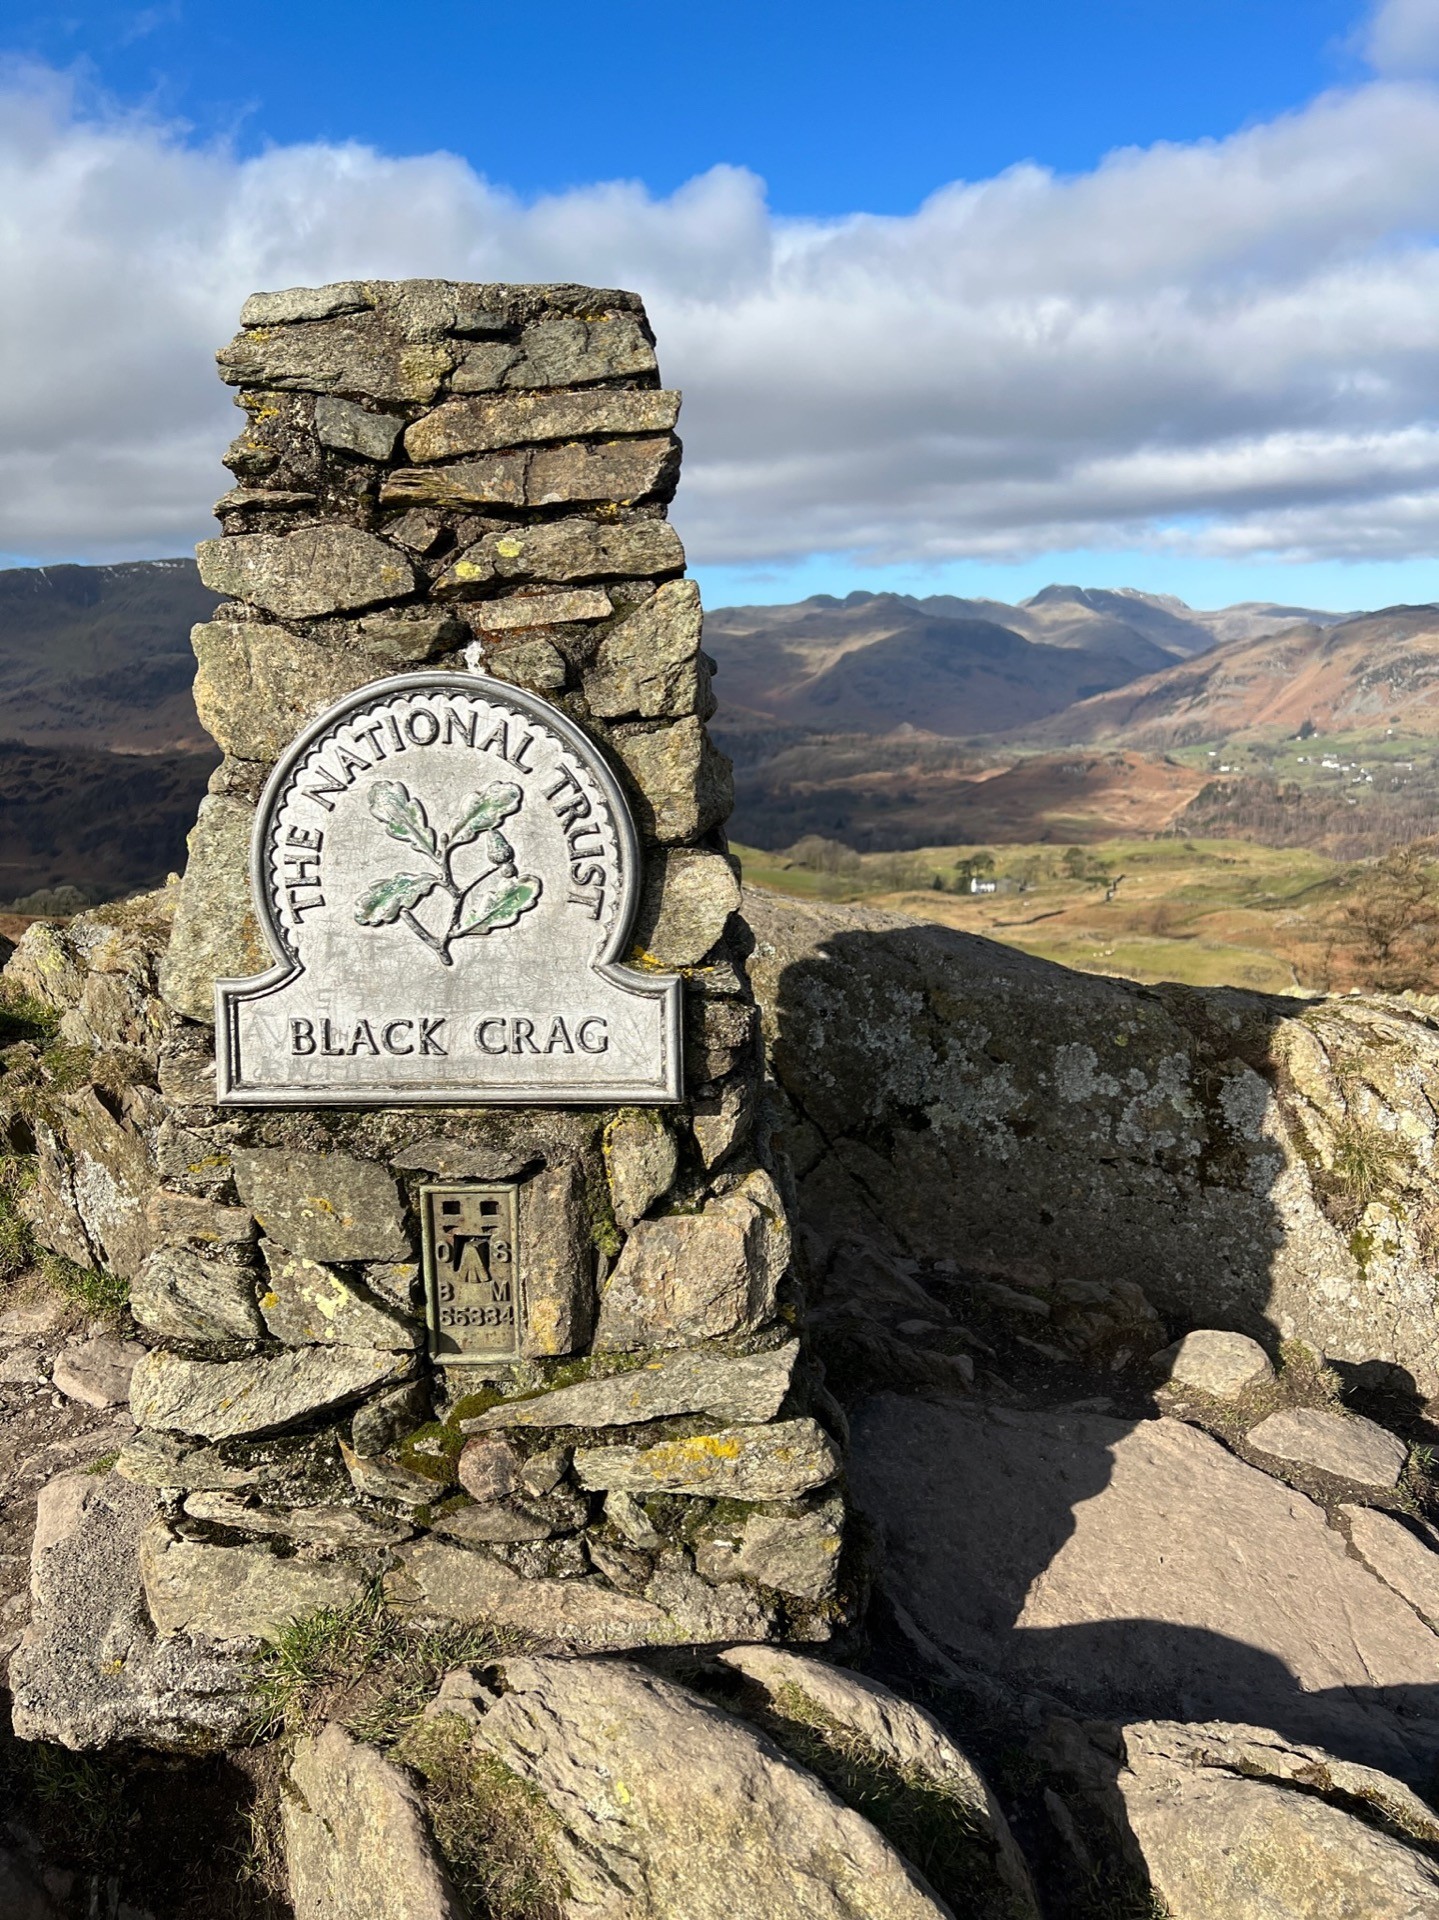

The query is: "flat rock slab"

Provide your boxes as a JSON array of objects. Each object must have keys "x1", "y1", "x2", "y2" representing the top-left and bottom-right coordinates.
[
  {"x1": 468, "y1": 1340, "x2": 799, "y2": 1431},
  {"x1": 130, "y1": 1345, "x2": 410, "y2": 1440},
  {"x1": 285, "y1": 1722, "x2": 463, "y2": 1920},
  {"x1": 849, "y1": 1395, "x2": 1439, "y2": 1781},
  {"x1": 1246, "y1": 1405, "x2": 1409, "y2": 1488},
  {"x1": 1157, "y1": 1329, "x2": 1272, "y2": 1399},
  {"x1": 474, "y1": 1655, "x2": 953, "y2": 1920},
  {"x1": 51, "y1": 1334, "x2": 146, "y2": 1409},
  {"x1": 1343, "y1": 1505, "x2": 1439, "y2": 1631},
  {"x1": 231, "y1": 1148, "x2": 411, "y2": 1264},
  {"x1": 141, "y1": 1521, "x2": 376, "y2": 1640},
  {"x1": 9, "y1": 1471, "x2": 254, "y2": 1751}
]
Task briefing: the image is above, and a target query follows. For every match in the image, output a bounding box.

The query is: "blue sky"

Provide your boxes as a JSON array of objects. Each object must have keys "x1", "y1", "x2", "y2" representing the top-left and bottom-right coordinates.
[
  {"x1": 3, "y1": 0, "x2": 1439, "y2": 612},
  {"x1": 4, "y1": 0, "x2": 1365, "y2": 215}
]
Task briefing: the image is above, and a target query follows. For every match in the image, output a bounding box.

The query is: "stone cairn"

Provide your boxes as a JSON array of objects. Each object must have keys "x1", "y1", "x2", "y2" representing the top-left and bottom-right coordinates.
[{"x1": 2, "y1": 283, "x2": 847, "y2": 1735}]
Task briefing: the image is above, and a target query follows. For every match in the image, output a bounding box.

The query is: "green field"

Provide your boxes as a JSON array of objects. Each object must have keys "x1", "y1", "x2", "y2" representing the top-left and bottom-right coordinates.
[{"x1": 733, "y1": 836, "x2": 1358, "y2": 993}]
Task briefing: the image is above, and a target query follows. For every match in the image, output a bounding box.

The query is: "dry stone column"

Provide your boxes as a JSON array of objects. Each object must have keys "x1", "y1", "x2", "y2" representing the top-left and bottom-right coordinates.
[{"x1": 107, "y1": 280, "x2": 844, "y2": 1651}]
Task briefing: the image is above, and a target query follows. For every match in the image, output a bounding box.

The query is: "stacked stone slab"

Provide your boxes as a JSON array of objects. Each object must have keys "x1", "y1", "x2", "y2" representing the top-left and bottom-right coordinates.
[{"x1": 2, "y1": 282, "x2": 846, "y2": 1677}]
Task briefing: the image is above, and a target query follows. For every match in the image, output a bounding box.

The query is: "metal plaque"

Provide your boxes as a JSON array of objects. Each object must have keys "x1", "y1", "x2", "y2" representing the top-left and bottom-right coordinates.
[
  {"x1": 215, "y1": 672, "x2": 681, "y2": 1104},
  {"x1": 420, "y1": 1182, "x2": 521, "y2": 1363}
]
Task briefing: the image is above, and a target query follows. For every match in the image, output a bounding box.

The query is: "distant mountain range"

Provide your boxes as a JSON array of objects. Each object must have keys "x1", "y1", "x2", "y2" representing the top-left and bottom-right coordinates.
[
  {"x1": 0, "y1": 558, "x2": 1430, "y2": 890},
  {"x1": 1017, "y1": 604, "x2": 1439, "y2": 749},
  {"x1": 703, "y1": 587, "x2": 1345, "y2": 736}
]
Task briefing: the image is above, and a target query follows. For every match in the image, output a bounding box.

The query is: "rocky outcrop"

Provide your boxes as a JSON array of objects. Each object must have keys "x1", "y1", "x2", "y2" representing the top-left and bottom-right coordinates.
[
  {"x1": 1043, "y1": 1717, "x2": 1439, "y2": 1919},
  {"x1": 469, "y1": 1654, "x2": 958, "y2": 1919},
  {"x1": 747, "y1": 888, "x2": 1439, "y2": 1395},
  {"x1": 284, "y1": 1722, "x2": 463, "y2": 1920},
  {"x1": 9, "y1": 1470, "x2": 254, "y2": 1751},
  {"x1": 849, "y1": 1393, "x2": 1439, "y2": 1782}
]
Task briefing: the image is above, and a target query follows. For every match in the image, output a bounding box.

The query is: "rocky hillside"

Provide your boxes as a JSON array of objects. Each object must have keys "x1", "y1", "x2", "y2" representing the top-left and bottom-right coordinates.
[
  {"x1": 0, "y1": 561, "x2": 220, "y2": 902},
  {"x1": 1020, "y1": 603, "x2": 1439, "y2": 750},
  {"x1": 3, "y1": 886, "x2": 1439, "y2": 1915}
]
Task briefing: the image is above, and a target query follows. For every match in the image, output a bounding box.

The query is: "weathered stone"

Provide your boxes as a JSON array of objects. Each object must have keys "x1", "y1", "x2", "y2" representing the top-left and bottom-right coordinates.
[
  {"x1": 493, "y1": 310, "x2": 657, "y2": 389},
  {"x1": 116, "y1": 1430, "x2": 269, "y2": 1491},
  {"x1": 259, "y1": 1243, "x2": 419, "y2": 1349},
  {"x1": 467, "y1": 587, "x2": 613, "y2": 631},
  {"x1": 361, "y1": 1261, "x2": 423, "y2": 1312},
  {"x1": 450, "y1": 340, "x2": 522, "y2": 391},
  {"x1": 603, "y1": 1110, "x2": 678, "y2": 1229},
  {"x1": 183, "y1": 1490, "x2": 412, "y2": 1547},
  {"x1": 435, "y1": 1502, "x2": 558, "y2": 1545},
  {"x1": 1343, "y1": 1505, "x2": 1439, "y2": 1629},
  {"x1": 1157, "y1": 1329, "x2": 1274, "y2": 1398},
  {"x1": 284, "y1": 1721, "x2": 464, "y2": 1920},
  {"x1": 595, "y1": 1169, "x2": 789, "y2": 1351},
  {"x1": 721, "y1": 1646, "x2": 1040, "y2": 1918},
  {"x1": 284, "y1": 1721, "x2": 463, "y2": 1920},
  {"x1": 159, "y1": 793, "x2": 266, "y2": 1022},
  {"x1": 10, "y1": 1472, "x2": 253, "y2": 1750},
  {"x1": 473, "y1": 1656, "x2": 950, "y2": 1920},
  {"x1": 313, "y1": 395, "x2": 403, "y2": 460},
  {"x1": 850, "y1": 1395, "x2": 1439, "y2": 1780},
  {"x1": 469, "y1": 1340, "x2": 799, "y2": 1432},
  {"x1": 404, "y1": 388, "x2": 680, "y2": 461},
  {"x1": 517, "y1": 1161, "x2": 592, "y2": 1355},
  {"x1": 147, "y1": 1186, "x2": 255, "y2": 1252},
  {"x1": 484, "y1": 638, "x2": 567, "y2": 691},
  {"x1": 353, "y1": 608, "x2": 465, "y2": 664},
  {"x1": 131, "y1": 1245, "x2": 265, "y2": 1344},
  {"x1": 217, "y1": 316, "x2": 455, "y2": 403},
  {"x1": 1056, "y1": 1718, "x2": 1439, "y2": 1920},
  {"x1": 690, "y1": 1079, "x2": 754, "y2": 1169},
  {"x1": 388, "y1": 1539, "x2": 668, "y2": 1648},
  {"x1": 131, "y1": 1346, "x2": 409, "y2": 1441},
  {"x1": 575, "y1": 1418, "x2": 840, "y2": 1501},
  {"x1": 232, "y1": 1148, "x2": 411, "y2": 1262},
  {"x1": 633, "y1": 848, "x2": 741, "y2": 966},
  {"x1": 192, "y1": 618, "x2": 381, "y2": 761},
  {"x1": 379, "y1": 450, "x2": 526, "y2": 509},
  {"x1": 610, "y1": 716, "x2": 733, "y2": 843},
  {"x1": 434, "y1": 516, "x2": 684, "y2": 596},
  {"x1": 51, "y1": 1334, "x2": 145, "y2": 1409},
  {"x1": 457, "y1": 1435, "x2": 521, "y2": 1502},
  {"x1": 351, "y1": 1378, "x2": 431, "y2": 1456},
  {"x1": 0, "y1": 1351, "x2": 47, "y2": 1384},
  {"x1": 585, "y1": 580, "x2": 712, "y2": 720},
  {"x1": 241, "y1": 283, "x2": 372, "y2": 327},
  {"x1": 526, "y1": 436, "x2": 679, "y2": 507},
  {"x1": 341, "y1": 1441, "x2": 441, "y2": 1506},
  {"x1": 1247, "y1": 1406, "x2": 1408, "y2": 1488},
  {"x1": 379, "y1": 510, "x2": 446, "y2": 555},
  {"x1": 695, "y1": 1494, "x2": 845, "y2": 1601},
  {"x1": 745, "y1": 888, "x2": 1439, "y2": 1398},
  {"x1": 196, "y1": 528, "x2": 414, "y2": 620},
  {"x1": 605, "y1": 1489, "x2": 662, "y2": 1547},
  {"x1": 140, "y1": 1519, "x2": 372, "y2": 1640}
]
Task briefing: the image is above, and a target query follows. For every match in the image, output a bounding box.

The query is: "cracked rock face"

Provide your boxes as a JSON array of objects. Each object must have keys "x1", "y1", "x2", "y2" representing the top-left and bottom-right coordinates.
[{"x1": 746, "y1": 888, "x2": 1439, "y2": 1396}]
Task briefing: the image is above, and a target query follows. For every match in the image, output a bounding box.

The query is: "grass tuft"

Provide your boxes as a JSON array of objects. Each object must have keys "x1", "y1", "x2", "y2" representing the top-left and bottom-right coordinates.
[
  {"x1": 396, "y1": 1713, "x2": 567, "y2": 1920},
  {"x1": 38, "y1": 1249, "x2": 128, "y2": 1320}
]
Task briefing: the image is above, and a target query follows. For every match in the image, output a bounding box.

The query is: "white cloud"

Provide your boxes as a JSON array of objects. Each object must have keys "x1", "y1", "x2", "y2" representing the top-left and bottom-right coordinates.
[
  {"x1": 1362, "y1": 0, "x2": 1439, "y2": 73},
  {"x1": 6, "y1": 62, "x2": 1439, "y2": 572}
]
